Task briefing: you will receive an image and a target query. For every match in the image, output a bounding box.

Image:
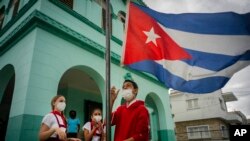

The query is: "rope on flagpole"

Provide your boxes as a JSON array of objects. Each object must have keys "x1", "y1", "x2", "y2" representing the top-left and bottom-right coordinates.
[{"x1": 105, "y1": 0, "x2": 111, "y2": 140}]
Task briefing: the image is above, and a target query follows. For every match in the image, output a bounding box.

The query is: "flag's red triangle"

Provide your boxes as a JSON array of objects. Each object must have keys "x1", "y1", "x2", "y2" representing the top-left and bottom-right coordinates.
[{"x1": 122, "y1": 3, "x2": 191, "y2": 65}]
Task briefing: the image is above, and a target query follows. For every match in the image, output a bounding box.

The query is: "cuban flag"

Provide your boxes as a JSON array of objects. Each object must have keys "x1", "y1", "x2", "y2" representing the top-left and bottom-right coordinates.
[{"x1": 121, "y1": 2, "x2": 250, "y2": 94}]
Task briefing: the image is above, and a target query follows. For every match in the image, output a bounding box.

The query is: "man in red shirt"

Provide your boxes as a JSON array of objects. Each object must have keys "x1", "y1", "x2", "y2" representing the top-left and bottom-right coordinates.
[{"x1": 110, "y1": 77, "x2": 149, "y2": 141}]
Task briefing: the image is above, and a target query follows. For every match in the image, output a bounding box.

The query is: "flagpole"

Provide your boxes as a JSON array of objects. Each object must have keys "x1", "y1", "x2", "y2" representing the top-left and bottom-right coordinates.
[{"x1": 105, "y1": 0, "x2": 111, "y2": 140}]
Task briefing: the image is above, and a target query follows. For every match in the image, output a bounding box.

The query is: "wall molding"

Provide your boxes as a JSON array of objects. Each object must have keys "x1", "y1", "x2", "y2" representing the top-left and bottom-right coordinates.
[
  {"x1": 0, "y1": 0, "x2": 38, "y2": 36},
  {"x1": 48, "y1": 0, "x2": 123, "y2": 46},
  {"x1": 0, "y1": 10, "x2": 165, "y2": 89}
]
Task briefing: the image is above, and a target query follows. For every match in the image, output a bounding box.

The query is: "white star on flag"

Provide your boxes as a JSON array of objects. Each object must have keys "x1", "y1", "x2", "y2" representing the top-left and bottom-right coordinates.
[{"x1": 143, "y1": 27, "x2": 161, "y2": 46}]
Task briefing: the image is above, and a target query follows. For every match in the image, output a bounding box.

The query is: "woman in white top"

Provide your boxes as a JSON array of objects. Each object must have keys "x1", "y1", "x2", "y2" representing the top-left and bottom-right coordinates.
[
  {"x1": 39, "y1": 95, "x2": 81, "y2": 141},
  {"x1": 83, "y1": 108, "x2": 105, "y2": 141}
]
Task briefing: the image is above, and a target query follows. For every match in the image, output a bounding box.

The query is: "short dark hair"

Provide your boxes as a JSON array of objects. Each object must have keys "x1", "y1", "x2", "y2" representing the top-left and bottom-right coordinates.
[
  {"x1": 69, "y1": 110, "x2": 76, "y2": 114},
  {"x1": 124, "y1": 79, "x2": 138, "y2": 89},
  {"x1": 91, "y1": 107, "x2": 102, "y2": 116}
]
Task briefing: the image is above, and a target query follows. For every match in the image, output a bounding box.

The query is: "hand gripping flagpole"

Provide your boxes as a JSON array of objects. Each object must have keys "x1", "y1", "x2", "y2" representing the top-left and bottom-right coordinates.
[{"x1": 105, "y1": 0, "x2": 111, "y2": 140}]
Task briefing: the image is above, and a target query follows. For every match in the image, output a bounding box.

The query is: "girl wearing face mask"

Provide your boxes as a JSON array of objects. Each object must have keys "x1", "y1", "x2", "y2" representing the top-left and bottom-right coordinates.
[
  {"x1": 83, "y1": 108, "x2": 105, "y2": 141},
  {"x1": 39, "y1": 95, "x2": 81, "y2": 141}
]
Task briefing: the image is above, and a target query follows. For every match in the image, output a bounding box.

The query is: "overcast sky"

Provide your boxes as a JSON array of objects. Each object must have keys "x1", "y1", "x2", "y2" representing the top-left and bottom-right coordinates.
[{"x1": 143, "y1": 0, "x2": 250, "y2": 118}]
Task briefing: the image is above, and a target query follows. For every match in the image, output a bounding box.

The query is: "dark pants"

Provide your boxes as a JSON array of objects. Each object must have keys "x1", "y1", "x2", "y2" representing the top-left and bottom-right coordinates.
[{"x1": 67, "y1": 133, "x2": 78, "y2": 138}]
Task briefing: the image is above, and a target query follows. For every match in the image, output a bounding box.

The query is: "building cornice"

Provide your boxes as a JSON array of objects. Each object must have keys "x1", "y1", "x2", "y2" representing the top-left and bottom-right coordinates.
[
  {"x1": 0, "y1": 10, "x2": 166, "y2": 88},
  {"x1": 48, "y1": 0, "x2": 122, "y2": 46},
  {"x1": 0, "y1": 0, "x2": 38, "y2": 37}
]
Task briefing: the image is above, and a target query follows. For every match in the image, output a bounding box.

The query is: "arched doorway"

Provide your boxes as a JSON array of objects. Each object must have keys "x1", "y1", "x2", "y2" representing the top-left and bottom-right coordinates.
[
  {"x1": 145, "y1": 93, "x2": 167, "y2": 141},
  {"x1": 57, "y1": 66, "x2": 104, "y2": 138},
  {"x1": 0, "y1": 65, "x2": 15, "y2": 141}
]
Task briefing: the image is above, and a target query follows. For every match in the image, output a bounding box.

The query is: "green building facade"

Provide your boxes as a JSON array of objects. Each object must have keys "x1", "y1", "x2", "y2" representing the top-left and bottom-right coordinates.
[{"x1": 0, "y1": 0, "x2": 176, "y2": 140}]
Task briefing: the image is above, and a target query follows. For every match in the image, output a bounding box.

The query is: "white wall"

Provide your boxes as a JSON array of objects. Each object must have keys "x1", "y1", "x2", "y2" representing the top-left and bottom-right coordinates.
[{"x1": 170, "y1": 91, "x2": 229, "y2": 122}]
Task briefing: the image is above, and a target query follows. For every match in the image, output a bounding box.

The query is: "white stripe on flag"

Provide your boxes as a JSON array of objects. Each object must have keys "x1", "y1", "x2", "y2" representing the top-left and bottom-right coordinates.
[
  {"x1": 155, "y1": 59, "x2": 250, "y2": 81},
  {"x1": 158, "y1": 23, "x2": 250, "y2": 56}
]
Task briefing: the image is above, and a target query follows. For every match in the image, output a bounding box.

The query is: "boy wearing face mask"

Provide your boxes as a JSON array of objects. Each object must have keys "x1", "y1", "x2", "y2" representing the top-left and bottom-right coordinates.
[
  {"x1": 39, "y1": 95, "x2": 81, "y2": 141},
  {"x1": 110, "y1": 78, "x2": 150, "y2": 141},
  {"x1": 67, "y1": 110, "x2": 80, "y2": 138},
  {"x1": 83, "y1": 108, "x2": 105, "y2": 141}
]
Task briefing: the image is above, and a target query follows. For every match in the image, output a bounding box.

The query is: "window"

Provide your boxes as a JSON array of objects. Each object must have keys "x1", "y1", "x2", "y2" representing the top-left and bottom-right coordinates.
[
  {"x1": 219, "y1": 98, "x2": 225, "y2": 110},
  {"x1": 0, "y1": 6, "x2": 5, "y2": 30},
  {"x1": 101, "y1": 1, "x2": 112, "y2": 32},
  {"x1": 94, "y1": 0, "x2": 112, "y2": 32},
  {"x1": 186, "y1": 98, "x2": 199, "y2": 109},
  {"x1": 187, "y1": 125, "x2": 211, "y2": 139},
  {"x1": 59, "y1": 0, "x2": 74, "y2": 9},
  {"x1": 118, "y1": 10, "x2": 126, "y2": 29},
  {"x1": 6, "y1": 0, "x2": 20, "y2": 18},
  {"x1": 12, "y1": 0, "x2": 20, "y2": 18},
  {"x1": 221, "y1": 125, "x2": 229, "y2": 138}
]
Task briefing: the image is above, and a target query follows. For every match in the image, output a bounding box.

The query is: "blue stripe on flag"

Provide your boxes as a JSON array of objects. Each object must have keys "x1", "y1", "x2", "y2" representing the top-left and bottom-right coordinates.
[
  {"x1": 128, "y1": 60, "x2": 230, "y2": 93},
  {"x1": 134, "y1": 3, "x2": 250, "y2": 35},
  {"x1": 182, "y1": 49, "x2": 250, "y2": 71}
]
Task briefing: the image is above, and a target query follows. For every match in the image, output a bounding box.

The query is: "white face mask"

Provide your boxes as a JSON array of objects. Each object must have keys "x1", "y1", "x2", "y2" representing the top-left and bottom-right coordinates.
[
  {"x1": 121, "y1": 89, "x2": 134, "y2": 102},
  {"x1": 56, "y1": 102, "x2": 66, "y2": 111},
  {"x1": 93, "y1": 115, "x2": 102, "y2": 122}
]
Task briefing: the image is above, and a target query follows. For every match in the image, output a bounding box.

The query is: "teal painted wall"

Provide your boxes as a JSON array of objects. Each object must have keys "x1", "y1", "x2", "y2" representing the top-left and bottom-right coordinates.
[
  {"x1": 158, "y1": 129, "x2": 176, "y2": 141},
  {"x1": 6, "y1": 114, "x2": 42, "y2": 141}
]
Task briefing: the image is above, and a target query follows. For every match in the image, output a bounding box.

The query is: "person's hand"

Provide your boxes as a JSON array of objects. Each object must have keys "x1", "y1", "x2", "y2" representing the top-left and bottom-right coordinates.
[
  {"x1": 54, "y1": 128, "x2": 67, "y2": 140},
  {"x1": 92, "y1": 121, "x2": 104, "y2": 134},
  {"x1": 111, "y1": 86, "x2": 119, "y2": 103},
  {"x1": 123, "y1": 137, "x2": 134, "y2": 141},
  {"x1": 96, "y1": 121, "x2": 104, "y2": 132}
]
